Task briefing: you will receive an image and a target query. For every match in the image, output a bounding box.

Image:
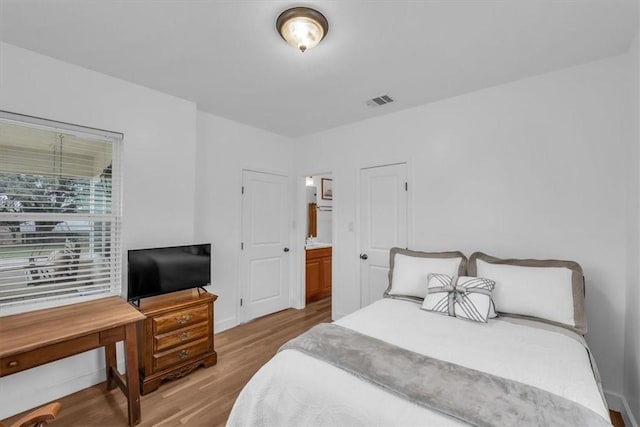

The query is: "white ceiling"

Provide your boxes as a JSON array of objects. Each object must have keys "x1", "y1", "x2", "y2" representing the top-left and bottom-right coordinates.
[{"x1": 1, "y1": 0, "x2": 638, "y2": 137}]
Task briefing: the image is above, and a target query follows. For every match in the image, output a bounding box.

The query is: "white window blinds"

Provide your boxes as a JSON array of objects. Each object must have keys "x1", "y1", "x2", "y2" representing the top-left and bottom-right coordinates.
[{"x1": 0, "y1": 111, "x2": 123, "y2": 314}]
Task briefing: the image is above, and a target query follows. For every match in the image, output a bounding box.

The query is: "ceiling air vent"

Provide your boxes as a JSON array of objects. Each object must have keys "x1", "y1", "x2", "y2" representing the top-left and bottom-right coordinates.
[{"x1": 366, "y1": 94, "x2": 395, "y2": 108}]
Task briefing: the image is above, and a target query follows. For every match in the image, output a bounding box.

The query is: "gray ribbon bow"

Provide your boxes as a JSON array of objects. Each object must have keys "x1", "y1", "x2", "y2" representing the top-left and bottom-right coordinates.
[
  {"x1": 431, "y1": 276, "x2": 493, "y2": 317},
  {"x1": 443, "y1": 282, "x2": 465, "y2": 316}
]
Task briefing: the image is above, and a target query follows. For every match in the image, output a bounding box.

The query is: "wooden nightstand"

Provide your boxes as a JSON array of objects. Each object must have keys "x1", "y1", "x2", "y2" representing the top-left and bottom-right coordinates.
[{"x1": 136, "y1": 289, "x2": 217, "y2": 394}]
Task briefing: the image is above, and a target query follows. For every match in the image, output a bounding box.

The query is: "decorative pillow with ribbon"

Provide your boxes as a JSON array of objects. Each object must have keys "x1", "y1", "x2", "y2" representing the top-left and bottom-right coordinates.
[{"x1": 422, "y1": 274, "x2": 496, "y2": 323}]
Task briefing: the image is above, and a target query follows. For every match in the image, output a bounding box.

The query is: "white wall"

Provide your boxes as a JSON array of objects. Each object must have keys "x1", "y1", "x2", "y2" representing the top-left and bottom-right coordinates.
[
  {"x1": 624, "y1": 28, "x2": 640, "y2": 425},
  {"x1": 1, "y1": 37, "x2": 637, "y2": 421},
  {"x1": 194, "y1": 111, "x2": 295, "y2": 332},
  {"x1": 0, "y1": 42, "x2": 198, "y2": 418},
  {"x1": 294, "y1": 54, "x2": 632, "y2": 399}
]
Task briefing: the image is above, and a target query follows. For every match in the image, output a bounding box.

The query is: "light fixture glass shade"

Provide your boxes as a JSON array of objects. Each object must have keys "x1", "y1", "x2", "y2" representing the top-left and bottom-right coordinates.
[{"x1": 277, "y1": 7, "x2": 328, "y2": 53}]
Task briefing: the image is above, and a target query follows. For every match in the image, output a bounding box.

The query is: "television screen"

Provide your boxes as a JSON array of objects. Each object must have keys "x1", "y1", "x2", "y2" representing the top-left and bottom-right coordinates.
[{"x1": 127, "y1": 243, "x2": 211, "y2": 302}]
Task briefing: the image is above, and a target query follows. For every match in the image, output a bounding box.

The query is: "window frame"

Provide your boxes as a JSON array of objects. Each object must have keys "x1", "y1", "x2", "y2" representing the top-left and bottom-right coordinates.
[{"x1": 0, "y1": 110, "x2": 123, "y2": 315}]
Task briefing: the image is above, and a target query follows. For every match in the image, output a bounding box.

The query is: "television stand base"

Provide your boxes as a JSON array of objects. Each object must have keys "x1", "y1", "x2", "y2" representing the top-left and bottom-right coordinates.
[{"x1": 135, "y1": 289, "x2": 218, "y2": 395}]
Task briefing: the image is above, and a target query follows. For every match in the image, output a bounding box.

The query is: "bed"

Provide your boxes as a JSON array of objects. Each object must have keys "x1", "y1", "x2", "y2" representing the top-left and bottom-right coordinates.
[{"x1": 227, "y1": 249, "x2": 611, "y2": 427}]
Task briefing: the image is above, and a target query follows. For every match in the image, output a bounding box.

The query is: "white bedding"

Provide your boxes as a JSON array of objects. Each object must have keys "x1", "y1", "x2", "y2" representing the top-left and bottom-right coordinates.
[{"x1": 227, "y1": 298, "x2": 610, "y2": 426}]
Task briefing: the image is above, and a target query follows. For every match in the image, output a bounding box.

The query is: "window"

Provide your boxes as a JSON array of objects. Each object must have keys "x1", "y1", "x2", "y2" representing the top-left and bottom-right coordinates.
[{"x1": 0, "y1": 111, "x2": 123, "y2": 314}]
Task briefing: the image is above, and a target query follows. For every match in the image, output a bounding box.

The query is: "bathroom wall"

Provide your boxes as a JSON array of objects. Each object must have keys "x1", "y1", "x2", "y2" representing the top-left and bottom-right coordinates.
[{"x1": 312, "y1": 174, "x2": 332, "y2": 243}]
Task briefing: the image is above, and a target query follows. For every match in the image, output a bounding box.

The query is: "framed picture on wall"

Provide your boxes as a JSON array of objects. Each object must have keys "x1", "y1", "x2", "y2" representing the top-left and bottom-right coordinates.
[{"x1": 321, "y1": 178, "x2": 333, "y2": 200}]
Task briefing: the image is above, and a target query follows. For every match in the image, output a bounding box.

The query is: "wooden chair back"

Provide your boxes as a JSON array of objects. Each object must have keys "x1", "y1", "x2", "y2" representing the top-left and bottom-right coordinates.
[{"x1": 0, "y1": 402, "x2": 62, "y2": 427}]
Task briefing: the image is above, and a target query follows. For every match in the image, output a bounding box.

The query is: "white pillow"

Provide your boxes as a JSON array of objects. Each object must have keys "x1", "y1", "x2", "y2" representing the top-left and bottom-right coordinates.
[
  {"x1": 422, "y1": 274, "x2": 496, "y2": 323},
  {"x1": 455, "y1": 276, "x2": 497, "y2": 322},
  {"x1": 388, "y1": 254, "x2": 464, "y2": 299},
  {"x1": 421, "y1": 273, "x2": 455, "y2": 316},
  {"x1": 475, "y1": 259, "x2": 575, "y2": 328}
]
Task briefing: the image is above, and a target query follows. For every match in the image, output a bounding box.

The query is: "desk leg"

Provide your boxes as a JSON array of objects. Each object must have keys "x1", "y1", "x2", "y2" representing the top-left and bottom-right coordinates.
[
  {"x1": 105, "y1": 343, "x2": 117, "y2": 390},
  {"x1": 125, "y1": 322, "x2": 142, "y2": 426}
]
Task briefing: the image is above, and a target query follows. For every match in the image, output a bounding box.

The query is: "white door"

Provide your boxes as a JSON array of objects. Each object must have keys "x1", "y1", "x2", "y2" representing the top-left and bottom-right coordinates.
[
  {"x1": 240, "y1": 170, "x2": 290, "y2": 322},
  {"x1": 359, "y1": 163, "x2": 408, "y2": 307}
]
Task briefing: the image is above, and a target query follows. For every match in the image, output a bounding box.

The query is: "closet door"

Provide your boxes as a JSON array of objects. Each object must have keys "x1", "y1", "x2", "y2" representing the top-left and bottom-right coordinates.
[
  {"x1": 359, "y1": 163, "x2": 408, "y2": 307},
  {"x1": 240, "y1": 170, "x2": 290, "y2": 322}
]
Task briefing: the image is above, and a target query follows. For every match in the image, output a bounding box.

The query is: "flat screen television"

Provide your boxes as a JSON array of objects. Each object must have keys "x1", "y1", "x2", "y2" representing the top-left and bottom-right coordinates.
[{"x1": 127, "y1": 243, "x2": 211, "y2": 304}]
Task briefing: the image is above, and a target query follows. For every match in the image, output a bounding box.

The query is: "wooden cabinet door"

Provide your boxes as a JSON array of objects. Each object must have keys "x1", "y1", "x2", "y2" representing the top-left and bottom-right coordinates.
[
  {"x1": 305, "y1": 259, "x2": 322, "y2": 303},
  {"x1": 319, "y1": 257, "x2": 332, "y2": 298},
  {"x1": 306, "y1": 247, "x2": 332, "y2": 303}
]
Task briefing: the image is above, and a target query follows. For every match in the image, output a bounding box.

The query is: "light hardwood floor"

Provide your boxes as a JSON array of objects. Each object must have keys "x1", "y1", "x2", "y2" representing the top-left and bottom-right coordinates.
[
  {"x1": 2, "y1": 297, "x2": 331, "y2": 427},
  {"x1": 2, "y1": 296, "x2": 625, "y2": 426}
]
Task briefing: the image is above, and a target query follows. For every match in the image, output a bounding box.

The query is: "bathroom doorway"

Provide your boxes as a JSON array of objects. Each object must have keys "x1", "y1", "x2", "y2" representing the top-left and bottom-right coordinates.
[
  {"x1": 302, "y1": 174, "x2": 333, "y2": 310},
  {"x1": 306, "y1": 174, "x2": 332, "y2": 244}
]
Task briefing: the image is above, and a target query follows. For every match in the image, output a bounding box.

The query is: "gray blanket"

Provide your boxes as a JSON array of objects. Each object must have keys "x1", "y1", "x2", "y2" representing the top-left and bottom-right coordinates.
[{"x1": 280, "y1": 323, "x2": 611, "y2": 427}]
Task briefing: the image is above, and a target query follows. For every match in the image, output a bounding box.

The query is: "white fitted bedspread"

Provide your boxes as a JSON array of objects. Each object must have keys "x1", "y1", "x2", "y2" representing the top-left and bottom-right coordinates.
[{"x1": 227, "y1": 298, "x2": 609, "y2": 426}]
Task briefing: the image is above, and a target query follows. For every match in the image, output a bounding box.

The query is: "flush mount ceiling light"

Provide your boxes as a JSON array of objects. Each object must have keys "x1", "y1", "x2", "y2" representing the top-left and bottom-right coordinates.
[{"x1": 276, "y1": 7, "x2": 328, "y2": 53}]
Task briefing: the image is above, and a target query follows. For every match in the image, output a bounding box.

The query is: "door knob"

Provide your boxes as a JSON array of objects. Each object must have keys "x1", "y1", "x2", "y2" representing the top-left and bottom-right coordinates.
[
  {"x1": 360, "y1": 254, "x2": 368, "y2": 260},
  {"x1": 284, "y1": 247, "x2": 290, "y2": 252}
]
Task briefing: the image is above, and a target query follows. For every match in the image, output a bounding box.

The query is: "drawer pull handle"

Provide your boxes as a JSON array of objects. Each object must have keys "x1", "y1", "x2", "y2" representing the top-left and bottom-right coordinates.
[
  {"x1": 8, "y1": 361, "x2": 18, "y2": 368},
  {"x1": 178, "y1": 332, "x2": 189, "y2": 341},
  {"x1": 176, "y1": 315, "x2": 191, "y2": 324},
  {"x1": 177, "y1": 349, "x2": 190, "y2": 360}
]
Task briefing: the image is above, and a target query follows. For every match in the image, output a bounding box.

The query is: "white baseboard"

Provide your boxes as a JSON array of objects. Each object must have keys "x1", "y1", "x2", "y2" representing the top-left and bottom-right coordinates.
[
  {"x1": 214, "y1": 315, "x2": 238, "y2": 333},
  {"x1": 605, "y1": 390, "x2": 639, "y2": 427},
  {"x1": 334, "y1": 311, "x2": 347, "y2": 320}
]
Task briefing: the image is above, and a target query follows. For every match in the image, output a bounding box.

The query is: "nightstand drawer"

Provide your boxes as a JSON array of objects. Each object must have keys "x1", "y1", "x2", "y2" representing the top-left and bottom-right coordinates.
[
  {"x1": 154, "y1": 322, "x2": 209, "y2": 352},
  {"x1": 153, "y1": 337, "x2": 210, "y2": 371},
  {"x1": 153, "y1": 304, "x2": 209, "y2": 334}
]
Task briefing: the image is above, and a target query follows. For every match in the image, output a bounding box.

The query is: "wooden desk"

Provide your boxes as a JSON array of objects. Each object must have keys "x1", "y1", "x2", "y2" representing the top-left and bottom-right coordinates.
[{"x1": 0, "y1": 297, "x2": 146, "y2": 425}]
